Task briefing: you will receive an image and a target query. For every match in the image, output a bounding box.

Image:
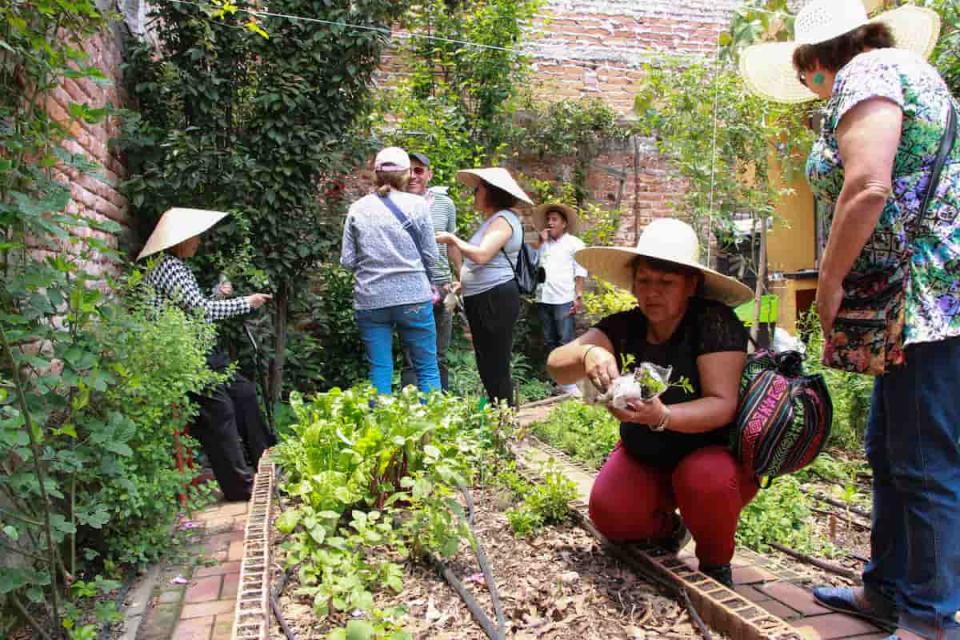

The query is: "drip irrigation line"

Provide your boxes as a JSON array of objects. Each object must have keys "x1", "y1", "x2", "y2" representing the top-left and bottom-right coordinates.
[
  {"x1": 769, "y1": 542, "x2": 859, "y2": 580},
  {"x1": 460, "y1": 484, "x2": 476, "y2": 526},
  {"x1": 98, "y1": 575, "x2": 137, "y2": 640},
  {"x1": 458, "y1": 487, "x2": 506, "y2": 635},
  {"x1": 271, "y1": 564, "x2": 297, "y2": 639},
  {"x1": 681, "y1": 588, "x2": 714, "y2": 640},
  {"x1": 809, "y1": 492, "x2": 872, "y2": 520},
  {"x1": 430, "y1": 553, "x2": 505, "y2": 640}
]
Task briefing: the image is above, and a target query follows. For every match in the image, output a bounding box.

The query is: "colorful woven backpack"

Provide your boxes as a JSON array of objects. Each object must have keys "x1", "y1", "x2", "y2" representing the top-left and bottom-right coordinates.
[{"x1": 732, "y1": 349, "x2": 833, "y2": 487}]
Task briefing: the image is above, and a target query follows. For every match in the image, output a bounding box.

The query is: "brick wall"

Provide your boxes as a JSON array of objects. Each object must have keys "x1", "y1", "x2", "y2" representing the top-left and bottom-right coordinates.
[
  {"x1": 529, "y1": 0, "x2": 737, "y2": 115},
  {"x1": 43, "y1": 20, "x2": 130, "y2": 279}
]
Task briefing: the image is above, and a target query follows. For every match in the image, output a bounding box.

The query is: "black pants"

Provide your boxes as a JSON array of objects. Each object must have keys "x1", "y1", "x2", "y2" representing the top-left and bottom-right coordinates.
[
  {"x1": 463, "y1": 280, "x2": 520, "y2": 406},
  {"x1": 191, "y1": 373, "x2": 273, "y2": 501}
]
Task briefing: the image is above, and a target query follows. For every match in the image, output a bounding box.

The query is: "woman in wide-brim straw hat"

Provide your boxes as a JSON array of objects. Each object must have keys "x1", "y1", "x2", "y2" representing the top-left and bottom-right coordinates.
[
  {"x1": 741, "y1": 1, "x2": 960, "y2": 637},
  {"x1": 140, "y1": 208, "x2": 274, "y2": 502},
  {"x1": 547, "y1": 218, "x2": 754, "y2": 587},
  {"x1": 435, "y1": 167, "x2": 533, "y2": 406}
]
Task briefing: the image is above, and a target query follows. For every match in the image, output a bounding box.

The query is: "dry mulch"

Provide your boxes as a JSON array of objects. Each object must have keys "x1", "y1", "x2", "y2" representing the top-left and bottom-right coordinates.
[{"x1": 273, "y1": 487, "x2": 715, "y2": 639}]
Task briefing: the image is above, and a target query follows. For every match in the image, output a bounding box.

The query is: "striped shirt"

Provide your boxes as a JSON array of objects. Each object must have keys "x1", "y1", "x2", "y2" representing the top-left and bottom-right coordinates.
[{"x1": 425, "y1": 188, "x2": 457, "y2": 284}]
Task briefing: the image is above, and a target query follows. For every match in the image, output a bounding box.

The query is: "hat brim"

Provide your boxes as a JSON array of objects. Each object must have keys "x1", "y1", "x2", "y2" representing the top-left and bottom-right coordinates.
[
  {"x1": 137, "y1": 208, "x2": 229, "y2": 260},
  {"x1": 456, "y1": 169, "x2": 534, "y2": 206},
  {"x1": 740, "y1": 5, "x2": 941, "y2": 104},
  {"x1": 532, "y1": 203, "x2": 579, "y2": 234},
  {"x1": 575, "y1": 246, "x2": 755, "y2": 307}
]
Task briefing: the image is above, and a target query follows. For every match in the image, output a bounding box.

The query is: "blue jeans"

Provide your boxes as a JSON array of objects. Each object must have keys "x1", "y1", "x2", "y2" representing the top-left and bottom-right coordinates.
[
  {"x1": 537, "y1": 302, "x2": 575, "y2": 352},
  {"x1": 863, "y1": 337, "x2": 960, "y2": 640},
  {"x1": 356, "y1": 302, "x2": 441, "y2": 396}
]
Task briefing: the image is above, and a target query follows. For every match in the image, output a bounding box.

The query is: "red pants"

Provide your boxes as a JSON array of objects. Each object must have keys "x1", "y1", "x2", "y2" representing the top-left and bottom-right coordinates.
[{"x1": 588, "y1": 443, "x2": 758, "y2": 567}]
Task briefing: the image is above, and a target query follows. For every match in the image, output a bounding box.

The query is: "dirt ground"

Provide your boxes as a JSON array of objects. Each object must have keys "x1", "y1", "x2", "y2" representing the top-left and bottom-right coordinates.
[{"x1": 272, "y1": 486, "x2": 716, "y2": 640}]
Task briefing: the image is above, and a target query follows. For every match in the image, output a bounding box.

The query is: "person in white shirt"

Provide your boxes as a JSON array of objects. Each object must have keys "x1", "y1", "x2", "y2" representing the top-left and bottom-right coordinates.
[{"x1": 532, "y1": 203, "x2": 587, "y2": 395}]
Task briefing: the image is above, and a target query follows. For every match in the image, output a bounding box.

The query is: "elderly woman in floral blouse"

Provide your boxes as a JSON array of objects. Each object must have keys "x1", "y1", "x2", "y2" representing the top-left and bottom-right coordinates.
[{"x1": 741, "y1": 1, "x2": 960, "y2": 638}]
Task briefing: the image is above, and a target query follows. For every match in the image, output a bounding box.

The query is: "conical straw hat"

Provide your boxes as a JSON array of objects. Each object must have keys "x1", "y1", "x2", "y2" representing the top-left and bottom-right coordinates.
[
  {"x1": 456, "y1": 168, "x2": 534, "y2": 206},
  {"x1": 137, "y1": 208, "x2": 229, "y2": 260},
  {"x1": 575, "y1": 218, "x2": 753, "y2": 307},
  {"x1": 739, "y1": 0, "x2": 940, "y2": 104}
]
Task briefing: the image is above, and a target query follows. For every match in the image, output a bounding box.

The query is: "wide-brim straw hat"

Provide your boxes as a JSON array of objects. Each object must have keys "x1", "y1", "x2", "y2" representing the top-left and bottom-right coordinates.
[
  {"x1": 532, "y1": 203, "x2": 579, "y2": 234},
  {"x1": 456, "y1": 168, "x2": 534, "y2": 206},
  {"x1": 739, "y1": 0, "x2": 940, "y2": 104},
  {"x1": 137, "y1": 208, "x2": 229, "y2": 260},
  {"x1": 575, "y1": 218, "x2": 753, "y2": 307}
]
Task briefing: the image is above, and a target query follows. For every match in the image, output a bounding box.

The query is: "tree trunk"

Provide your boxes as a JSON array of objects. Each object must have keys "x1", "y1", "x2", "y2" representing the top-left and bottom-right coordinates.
[{"x1": 269, "y1": 281, "x2": 289, "y2": 404}]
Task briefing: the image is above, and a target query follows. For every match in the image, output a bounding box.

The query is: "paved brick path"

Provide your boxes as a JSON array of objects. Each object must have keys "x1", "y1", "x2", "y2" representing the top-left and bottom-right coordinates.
[
  {"x1": 518, "y1": 399, "x2": 888, "y2": 640},
  {"x1": 131, "y1": 501, "x2": 248, "y2": 640}
]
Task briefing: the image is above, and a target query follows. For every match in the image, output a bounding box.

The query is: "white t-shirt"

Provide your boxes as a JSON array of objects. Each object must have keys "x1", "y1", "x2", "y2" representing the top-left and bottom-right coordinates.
[{"x1": 536, "y1": 233, "x2": 587, "y2": 304}]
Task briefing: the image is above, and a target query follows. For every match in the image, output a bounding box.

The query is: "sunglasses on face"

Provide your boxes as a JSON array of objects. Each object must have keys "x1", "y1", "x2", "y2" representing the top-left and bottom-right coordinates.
[{"x1": 412, "y1": 166, "x2": 427, "y2": 176}]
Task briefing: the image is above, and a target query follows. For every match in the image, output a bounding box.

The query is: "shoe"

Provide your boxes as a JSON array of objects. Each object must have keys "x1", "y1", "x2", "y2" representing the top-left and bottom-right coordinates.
[
  {"x1": 661, "y1": 512, "x2": 692, "y2": 554},
  {"x1": 700, "y1": 563, "x2": 733, "y2": 588},
  {"x1": 812, "y1": 586, "x2": 897, "y2": 629}
]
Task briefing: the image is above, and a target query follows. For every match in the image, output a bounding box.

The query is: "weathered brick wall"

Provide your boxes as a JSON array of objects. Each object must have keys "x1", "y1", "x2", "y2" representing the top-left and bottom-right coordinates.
[
  {"x1": 529, "y1": 0, "x2": 737, "y2": 115},
  {"x1": 43, "y1": 21, "x2": 130, "y2": 279}
]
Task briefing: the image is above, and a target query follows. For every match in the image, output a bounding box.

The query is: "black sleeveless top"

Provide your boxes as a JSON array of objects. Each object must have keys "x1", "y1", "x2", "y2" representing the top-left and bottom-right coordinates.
[{"x1": 594, "y1": 297, "x2": 747, "y2": 468}]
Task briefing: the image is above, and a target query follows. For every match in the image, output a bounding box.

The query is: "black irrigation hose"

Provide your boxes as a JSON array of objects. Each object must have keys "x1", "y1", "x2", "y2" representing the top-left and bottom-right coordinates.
[
  {"x1": 458, "y1": 487, "x2": 506, "y2": 636},
  {"x1": 272, "y1": 594, "x2": 297, "y2": 640},
  {"x1": 429, "y1": 553, "x2": 505, "y2": 640},
  {"x1": 681, "y1": 588, "x2": 715, "y2": 640}
]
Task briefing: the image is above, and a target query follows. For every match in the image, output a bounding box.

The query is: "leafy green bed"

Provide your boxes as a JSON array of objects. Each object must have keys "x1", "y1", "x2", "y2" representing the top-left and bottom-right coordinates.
[{"x1": 274, "y1": 388, "x2": 514, "y2": 638}]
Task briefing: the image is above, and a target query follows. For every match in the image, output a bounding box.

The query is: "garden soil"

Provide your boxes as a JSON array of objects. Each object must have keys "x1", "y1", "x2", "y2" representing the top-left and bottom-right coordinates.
[{"x1": 272, "y1": 486, "x2": 723, "y2": 639}]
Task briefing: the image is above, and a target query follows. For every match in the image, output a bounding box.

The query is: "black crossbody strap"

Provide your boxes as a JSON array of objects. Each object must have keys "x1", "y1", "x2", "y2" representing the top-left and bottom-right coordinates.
[
  {"x1": 917, "y1": 103, "x2": 957, "y2": 223},
  {"x1": 379, "y1": 194, "x2": 428, "y2": 267}
]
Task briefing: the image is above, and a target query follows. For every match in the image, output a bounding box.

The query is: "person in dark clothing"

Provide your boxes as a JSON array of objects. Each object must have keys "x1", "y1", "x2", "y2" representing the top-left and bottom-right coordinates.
[
  {"x1": 139, "y1": 207, "x2": 274, "y2": 501},
  {"x1": 547, "y1": 218, "x2": 755, "y2": 587}
]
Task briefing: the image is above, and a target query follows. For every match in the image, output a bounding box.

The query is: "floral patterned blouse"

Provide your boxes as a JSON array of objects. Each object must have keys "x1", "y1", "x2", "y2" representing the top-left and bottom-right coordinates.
[{"x1": 806, "y1": 48, "x2": 960, "y2": 346}]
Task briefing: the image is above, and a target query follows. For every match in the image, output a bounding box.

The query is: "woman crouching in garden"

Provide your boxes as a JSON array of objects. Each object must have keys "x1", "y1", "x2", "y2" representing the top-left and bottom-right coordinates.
[
  {"x1": 547, "y1": 218, "x2": 756, "y2": 586},
  {"x1": 139, "y1": 208, "x2": 274, "y2": 501}
]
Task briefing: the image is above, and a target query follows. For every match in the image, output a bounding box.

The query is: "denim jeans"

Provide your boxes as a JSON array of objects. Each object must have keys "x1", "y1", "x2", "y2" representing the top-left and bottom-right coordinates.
[
  {"x1": 401, "y1": 297, "x2": 453, "y2": 391},
  {"x1": 356, "y1": 302, "x2": 441, "y2": 396},
  {"x1": 863, "y1": 337, "x2": 960, "y2": 640},
  {"x1": 537, "y1": 301, "x2": 575, "y2": 351}
]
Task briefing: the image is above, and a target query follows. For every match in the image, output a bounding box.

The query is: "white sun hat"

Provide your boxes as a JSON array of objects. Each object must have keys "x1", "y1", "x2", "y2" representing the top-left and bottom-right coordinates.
[
  {"x1": 137, "y1": 208, "x2": 229, "y2": 260},
  {"x1": 575, "y1": 218, "x2": 753, "y2": 307},
  {"x1": 374, "y1": 146, "x2": 410, "y2": 172},
  {"x1": 456, "y1": 168, "x2": 534, "y2": 206},
  {"x1": 532, "y1": 202, "x2": 579, "y2": 234},
  {"x1": 739, "y1": 0, "x2": 941, "y2": 104}
]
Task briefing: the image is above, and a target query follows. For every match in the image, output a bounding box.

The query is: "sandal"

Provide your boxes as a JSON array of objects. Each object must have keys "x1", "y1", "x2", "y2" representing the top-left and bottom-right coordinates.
[{"x1": 812, "y1": 586, "x2": 897, "y2": 629}]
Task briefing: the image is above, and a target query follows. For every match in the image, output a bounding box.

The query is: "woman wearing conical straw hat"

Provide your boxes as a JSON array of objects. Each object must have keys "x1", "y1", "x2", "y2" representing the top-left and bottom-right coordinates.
[
  {"x1": 740, "y1": 0, "x2": 958, "y2": 637},
  {"x1": 547, "y1": 218, "x2": 755, "y2": 587},
  {"x1": 435, "y1": 168, "x2": 533, "y2": 407},
  {"x1": 139, "y1": 208, "x2": 274, "y2": 502}
]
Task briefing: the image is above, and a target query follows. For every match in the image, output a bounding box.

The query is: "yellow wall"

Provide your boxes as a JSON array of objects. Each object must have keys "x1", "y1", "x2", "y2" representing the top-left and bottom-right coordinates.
[
  {"x1": 766, "y1": 170, "x2": 816, "y2": 274},
  {"x1": 766, "y1": 162, "x2": 818, "y2": 333}
]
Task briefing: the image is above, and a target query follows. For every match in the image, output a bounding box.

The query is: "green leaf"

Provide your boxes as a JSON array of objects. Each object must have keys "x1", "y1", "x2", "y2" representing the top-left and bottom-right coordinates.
[{"x1": 275, "y1": 510, "x2": 301, "y2": 534}]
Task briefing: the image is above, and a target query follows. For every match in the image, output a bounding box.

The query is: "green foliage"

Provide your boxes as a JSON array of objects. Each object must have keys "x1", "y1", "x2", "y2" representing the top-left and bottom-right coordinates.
[
  {"x1": 920, "y1": 0, "x2": 960, "y2": 96},
  {"x1": 505, "y1": 467, "x2": 577, "y2": 537},
  {"x1": 373, "y1": 0, "x2": 542, "y2": 230},
  {"x1": 531, "y1": 402, "x2": 620, "y2": 470},
  {"x1": 582, "y1": 281, "x2": 637, "y2": 323},
  {"x1": 1, "y1": 1, "x2": 223, "y2": 634},
  {"x1": 798, "y1": 312, "x2": 872, "y2": 451},
  {"x1": 120, "y1": 0, "x2": 408, "y2": 401},
  {"x1": 511, "y1": 97, "x2": 634, "y2": 204},
  {"x1": 736, "y1": 476, "x2": 826, "y2": 553},
  {"x1": 274, "y1": 387, "x2": 512, "y2": 627},
  {"x1": 524, "y1": 177, "x2": 624, "y2": 246},
  {"x1": 634, "y1": 59, "x2": 811, "y2": 250}
]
